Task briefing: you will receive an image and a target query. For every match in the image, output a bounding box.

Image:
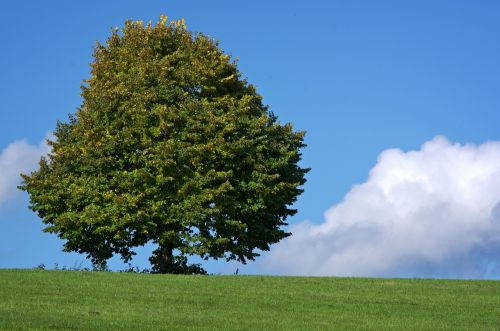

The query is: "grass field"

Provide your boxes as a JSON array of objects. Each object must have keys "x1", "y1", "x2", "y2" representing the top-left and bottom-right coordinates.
[{"x1": 0, "y1": 270, "x2": 499, "y2": 330}]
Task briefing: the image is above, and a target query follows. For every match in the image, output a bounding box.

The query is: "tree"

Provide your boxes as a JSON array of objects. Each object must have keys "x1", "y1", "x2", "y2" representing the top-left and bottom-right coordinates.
[{"x1": 20, "y1": 16, "x2": 308, "y2": 274}]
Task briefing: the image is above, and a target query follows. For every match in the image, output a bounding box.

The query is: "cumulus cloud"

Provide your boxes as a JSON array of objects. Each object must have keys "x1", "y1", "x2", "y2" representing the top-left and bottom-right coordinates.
[
  {"x1": 264, "y1": 136, "x2": 500, "y2": 279},
  {"x1": 0, "y1": 137, "x2": 51, "y2": 205}
]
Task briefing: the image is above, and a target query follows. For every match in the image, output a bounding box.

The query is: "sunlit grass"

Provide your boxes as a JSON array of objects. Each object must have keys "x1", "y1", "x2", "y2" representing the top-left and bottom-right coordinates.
[{"x1": 0, "y1": 270, "x2": 499, "y2": 330}]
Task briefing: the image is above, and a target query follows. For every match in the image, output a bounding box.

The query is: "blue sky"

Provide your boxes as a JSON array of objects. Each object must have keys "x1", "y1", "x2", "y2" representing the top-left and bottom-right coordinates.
[{"x1": 1, "y1": 1, "x2": 500, "y2": 278}]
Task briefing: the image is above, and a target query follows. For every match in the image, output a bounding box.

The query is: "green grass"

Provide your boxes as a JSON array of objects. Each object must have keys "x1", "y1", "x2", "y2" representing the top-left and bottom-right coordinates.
[{"x1": 0, "y1": 270, "x2": 499, "y2": 330}]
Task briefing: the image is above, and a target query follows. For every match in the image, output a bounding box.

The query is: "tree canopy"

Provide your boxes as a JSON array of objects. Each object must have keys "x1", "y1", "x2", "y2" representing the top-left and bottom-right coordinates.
[{"x1": 20, "y1": 16, "x2": 308, "y2": 273}]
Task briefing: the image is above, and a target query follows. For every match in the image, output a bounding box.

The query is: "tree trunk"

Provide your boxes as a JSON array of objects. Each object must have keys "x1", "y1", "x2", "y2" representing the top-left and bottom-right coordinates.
[{"x1": 158, "y1": 242, "x2": 174, "y2": 274}]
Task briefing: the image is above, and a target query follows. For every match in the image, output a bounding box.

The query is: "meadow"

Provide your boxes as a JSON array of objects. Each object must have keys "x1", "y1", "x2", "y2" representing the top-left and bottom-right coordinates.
[{"x1": 0, "y1": 269, "x2": 499, "y2": 330}]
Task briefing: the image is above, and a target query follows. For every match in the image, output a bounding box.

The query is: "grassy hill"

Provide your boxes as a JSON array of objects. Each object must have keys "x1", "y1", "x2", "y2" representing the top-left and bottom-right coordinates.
[{"x1": 0, "y1": 270, "x2": 499, "y2": 330}]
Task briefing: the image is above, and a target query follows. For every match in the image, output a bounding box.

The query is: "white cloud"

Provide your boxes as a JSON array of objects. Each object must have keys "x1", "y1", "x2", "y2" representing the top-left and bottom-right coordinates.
[
  {"x1": 264, "y1": 136, "x2": 500, "y2": 278},
  {"x1": 0, "y1": 136, "x2": 51, "y2": 205}
]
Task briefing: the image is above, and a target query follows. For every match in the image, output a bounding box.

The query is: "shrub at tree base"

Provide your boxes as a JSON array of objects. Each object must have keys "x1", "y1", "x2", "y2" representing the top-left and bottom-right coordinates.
[{"x1": 20, "y1": 16, "x2": 308, "y2": 274}]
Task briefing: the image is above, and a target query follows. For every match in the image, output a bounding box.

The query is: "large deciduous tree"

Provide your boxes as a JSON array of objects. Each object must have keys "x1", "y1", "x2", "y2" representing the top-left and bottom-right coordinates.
[{"x1": 20, "y1": 16, "x2": 308, "y2": 274}]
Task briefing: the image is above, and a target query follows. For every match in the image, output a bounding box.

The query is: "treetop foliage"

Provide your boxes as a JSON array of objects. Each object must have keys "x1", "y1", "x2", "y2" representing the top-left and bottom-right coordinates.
[{"x1": 20, "y1": 16, "x2": 308, "y2": 273}]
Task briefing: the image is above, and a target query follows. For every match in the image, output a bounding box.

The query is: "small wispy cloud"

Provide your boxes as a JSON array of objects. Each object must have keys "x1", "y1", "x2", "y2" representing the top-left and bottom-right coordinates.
[
  {"x1": 0, "y1": 136, "x2": 50, "y2": 205},
  {"x1": 264, "y1": 136, "x2": 500, "y2": 279}
]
